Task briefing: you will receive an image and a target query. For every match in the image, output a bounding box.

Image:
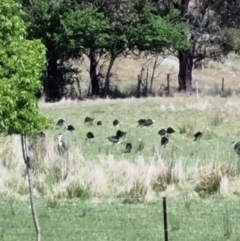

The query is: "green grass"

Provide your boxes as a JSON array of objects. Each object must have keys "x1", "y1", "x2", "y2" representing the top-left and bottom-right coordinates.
[
  {"x1": 0, "y1": 96, "x2": 240, "y2": 200},
  {"x1": 40, "y1": 97, "x2": 240, "y2": 164},
  {"x1": 1, "y1": 197, "x2": 240, "y2": 241},
  {"x1": 1, "y1": 96, "x2": 240, "y2": 240}
]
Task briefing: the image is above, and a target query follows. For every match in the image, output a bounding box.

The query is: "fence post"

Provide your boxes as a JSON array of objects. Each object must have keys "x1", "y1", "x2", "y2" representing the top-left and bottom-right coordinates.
[
  {"x1": 167, "y1": 74, "x2": 170, "y2": 96},
  {"x1": 137, "y1": 74, "x2": 141, "y2": 98},
  {"x1": 163, "y1": 197, "x2": 169, "y2": 241},
  {"x1": 221, "y1": 78, "x2": 224, "y2": 94},
  {"x1": 196, "y1": 79, "x2": 199, "y2": 98},
  {"x1": 146, "y1": 68, "x2": 149, "y2": 96}
]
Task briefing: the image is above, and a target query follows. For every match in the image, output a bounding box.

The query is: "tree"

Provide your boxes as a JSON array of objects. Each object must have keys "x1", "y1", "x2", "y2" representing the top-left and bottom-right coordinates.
[
  {"x1": 64, "y1": 0, "x2": 136, "y2": 97},
  {"x1": 56, "y1": 1, "x2": 113, "y2": 96},
  {"x1": 20, "y1": 0, "x2": 112, "y2": 98},
  {"x1": 19, "y1": 0, "x2": 81, "y2": 100},
  {"x1": 89, "y1": 0, "x2": 189, "y2": 96},
  {"x1": 82, "y1": 0, "x2": 135, "y2": 97},
  {"x1": 88, "y1": 0, "x2": 190, "y2": 96},
  {"x1": 152, "y1": 0, "x2": 232, "y2": 91},
  {"x1": 208, "y1": 1, "x2": 240, "y2": 55},
  {"x1": 209, "y1": 0, "x2": 240, "y2": 29},
  {"x1": 0, "y1": 0, "x2": 51, "y2": 240},
  {"x1": 127, "y1": 3, "x2": 190, "y2": 93}
]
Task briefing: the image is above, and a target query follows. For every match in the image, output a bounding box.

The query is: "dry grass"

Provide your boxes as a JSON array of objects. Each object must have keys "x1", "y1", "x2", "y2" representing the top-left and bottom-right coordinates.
[
  {"x1": 71, "y1": 52, "x2": 240, "y2": 95},
  {"x1": 2, "y1": 96, "x2": 240, "y2": 201}
]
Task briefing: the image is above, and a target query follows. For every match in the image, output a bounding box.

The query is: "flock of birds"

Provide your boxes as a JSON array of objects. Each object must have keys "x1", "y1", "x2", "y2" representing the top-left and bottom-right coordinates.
[
  {"x1": 53, "y1": 117, "x2": 174, "y2": 153},
  {"x1": 39, "y1": 117, "x2": 238, "y2": 157},
  {"x1": 33, "y1": 116, "x2": 240, "y2": 156}
]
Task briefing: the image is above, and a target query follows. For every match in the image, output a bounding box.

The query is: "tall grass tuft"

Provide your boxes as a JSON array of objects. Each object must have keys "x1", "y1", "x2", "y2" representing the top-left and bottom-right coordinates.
[
  {"x1": 210, "y1": 114, "x2": 224, "y2": 127},
  {"x1": 178, "y1": 123, "x2": 195, "y2": 136},
  {"x1": 195, "y1": 163, "x2": 237, "y2": 197}
]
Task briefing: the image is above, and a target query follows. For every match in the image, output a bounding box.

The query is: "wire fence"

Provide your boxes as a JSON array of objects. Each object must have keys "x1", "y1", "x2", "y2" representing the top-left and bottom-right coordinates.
[
  {"x1": 0, "y1": 197, "x2": 240, "y2": 240},
  {"x1": 156, "y1": 74, "x2": 237, "y2": 98},
  {"x1": 135, "y1": 69, "x2": 240, "y2": 98}
]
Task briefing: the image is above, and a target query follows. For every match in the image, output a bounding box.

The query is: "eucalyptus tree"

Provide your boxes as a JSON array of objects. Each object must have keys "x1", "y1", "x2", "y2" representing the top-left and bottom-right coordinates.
[
  {"x1": 85, "y1": 0, "x2": 190, "y2": 96},
  {"x1": 208, "y1": 0, "x2": 240, "y2": 55},
  {"x1": 151, "y1": 0, "x2": 233, "y2": 91},
  {"x1": 20, "y1": 0, "x2": 118, "y2": 97},
  {"x1": 19, "y1": 0, "x2": 194, "y2": 98}
]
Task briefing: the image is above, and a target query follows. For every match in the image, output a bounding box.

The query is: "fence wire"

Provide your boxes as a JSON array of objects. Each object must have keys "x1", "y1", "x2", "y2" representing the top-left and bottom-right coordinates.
[{"x1": 0, "y1": 198, "x2": 240, "y2": 241}]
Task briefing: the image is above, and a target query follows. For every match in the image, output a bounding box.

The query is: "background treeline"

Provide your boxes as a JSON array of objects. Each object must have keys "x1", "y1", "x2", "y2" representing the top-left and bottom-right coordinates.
[{"x1": 18, "y1": 0, "x2": 240, "y2": 101}]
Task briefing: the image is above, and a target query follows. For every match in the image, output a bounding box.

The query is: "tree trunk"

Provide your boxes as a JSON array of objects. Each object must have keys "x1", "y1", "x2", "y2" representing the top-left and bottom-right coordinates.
[
  {"x1": 103, "y1": 54, "x2": 117, "y2": 97},
  {"x1": 89, "y1": 49, "x2": 99, "y2": 96},
  {"x1": 178, "y1": 49, "x2": 193, "y2": 92},
  {"x1": 43, "y1": 58, "x2": 63, "y2": 101},
  {"x1": 76, "y1": 76, "x2": 82, "y2": 100},
  {"x1": 21, "y1": 134, "x2": 41, "y2": 241},
  {"x1": 149, "y1": 55, "x2": 158, "y2": 94}
]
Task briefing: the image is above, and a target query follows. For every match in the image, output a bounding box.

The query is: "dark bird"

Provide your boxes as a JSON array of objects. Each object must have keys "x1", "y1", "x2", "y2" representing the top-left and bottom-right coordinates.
[
  {"x1": 116, "y1": 130, "x2": 127, "y2": 138},
  {"x1": 66, "y1": 124, "x2": 75, "y2": 132},
  {"x1": 56, "y1": 119, "x2": 65, "y2": 127},
  {"x1": 107, "y1": 136, "x2": 121, "y2": 145},
  {"x1": 97, "y1": 121, "x2": 102, "y2": 126},
  {"x1": 125, "y1": 143, "x2": 132, "y2": 152},
  {"x1": 86, "y1": 132, "x2": 95, "y2": 141},
  {"x1": 159, "y1": 127, "x2": 176, "y2": 138},
  {"x1": 167, "y1": 127, "x2": 175, "y2": 134},
  {"x1": 161, "y1": 136, "x2": 169, "y2": 148},
  {"x1": 137, "y1": 119, "x2": 146, "y2": 126},
  {"x1": 231, "y1": 141, "x2": 240, "y2": 155},
  {"x1": 84, "y1": 117, "x2": 94, "y2": 124},
  {"x1": 56, "y1": 133, "x2": 68, "y2": 153},
  {"x1": 113, "y1": 119, "x2": 120, "y2": 127},
  {"x1": 142, "y1": 119, "x2": 155, "y2": 127},
  {"x1": 158, "y1": 129, "x2": 167, "y2": 137},
  {"x1": 194, "y1": 131, "x2": 203, "y2": 141}
]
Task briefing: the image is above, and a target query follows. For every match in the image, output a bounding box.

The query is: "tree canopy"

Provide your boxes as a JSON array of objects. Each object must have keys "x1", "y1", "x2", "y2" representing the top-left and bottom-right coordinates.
[
  {"x1": 19, "y1": 0, "x2": 190, "y2": 98},
  {"x1": 0, "y1": 0, "x2": 51, "y2": 134},
  {"x1": 16, "y1": 0, "x2": 240, "y2": 97}
]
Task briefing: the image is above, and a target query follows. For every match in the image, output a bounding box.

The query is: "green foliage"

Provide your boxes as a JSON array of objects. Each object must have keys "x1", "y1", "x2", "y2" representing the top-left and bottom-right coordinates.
[
  {"x1": 22, "y1": 0, "x2": 190, "y2": 58},
  {"x1": 127, "y1": 4, "x2": 190, "y2": 53},
  {"x1": 0, "y1": 0, "x2": 51, "y2": 135},
  {"x1": 22, "y1": 0, "x2": 112, "y2": 58},
  {"x1": 60, "y1": 5, "x2": 111, "y2": 51}
]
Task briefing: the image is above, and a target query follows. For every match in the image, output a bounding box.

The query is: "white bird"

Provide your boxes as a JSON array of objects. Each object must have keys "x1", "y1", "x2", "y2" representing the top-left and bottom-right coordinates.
[{"x1": 56, "y1": 133, "x2": 68, "y2": 153}]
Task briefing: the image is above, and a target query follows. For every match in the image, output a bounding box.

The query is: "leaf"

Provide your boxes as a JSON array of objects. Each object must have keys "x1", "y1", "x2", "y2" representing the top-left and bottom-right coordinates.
[{"x1": 0, "y1": 0, "x2": 52, "y2": 135}]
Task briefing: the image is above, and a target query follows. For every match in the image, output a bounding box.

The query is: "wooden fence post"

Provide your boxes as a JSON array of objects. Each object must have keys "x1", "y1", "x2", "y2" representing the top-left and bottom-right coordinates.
[
  {"x1": 137, "y1": 74, "x2": 141, "y2": 98},
  {"x1": 163, "y1": 197, "x2": 169, "y2": 241},
  {"x1": 196, "y1": 79, "x2": 199, "y2": 98},
  {"x1": 145, "y1": 68, "x2": 149, "y2": 96},
  {"x1": 167, "y1": 74, "x2": 170, "y2": 96},
  {"x1": 221, "y1": 78, "x2": 224, "y2": 95}
]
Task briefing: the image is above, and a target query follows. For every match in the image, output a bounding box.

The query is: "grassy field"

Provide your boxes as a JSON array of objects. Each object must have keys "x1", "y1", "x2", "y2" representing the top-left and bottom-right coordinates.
[
  {"x1": 2, "y1": 53, "x2": 240, "y2": 240},
  {"x1": 1, "y1": 96, "x2": 240, "y2": 200},
  {"x1": 1, "y1": 197, "x2": 240, "y2": 241}
]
